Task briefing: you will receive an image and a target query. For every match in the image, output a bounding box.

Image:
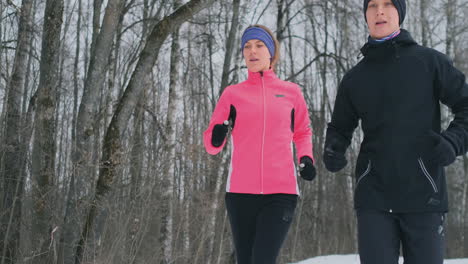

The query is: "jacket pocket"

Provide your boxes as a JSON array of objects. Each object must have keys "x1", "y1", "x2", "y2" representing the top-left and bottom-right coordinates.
[
  {"x1": 417, "y1": 157, "x2": 439, "y2": 193},
  {"x1": 356, "y1": 160, "x2": 372, "y2": 187}
]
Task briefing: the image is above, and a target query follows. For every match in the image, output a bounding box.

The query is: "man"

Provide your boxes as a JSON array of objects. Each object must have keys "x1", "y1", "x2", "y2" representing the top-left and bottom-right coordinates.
[{"x1": 323, "y1": 0, "x2": 468, "y2": 263}]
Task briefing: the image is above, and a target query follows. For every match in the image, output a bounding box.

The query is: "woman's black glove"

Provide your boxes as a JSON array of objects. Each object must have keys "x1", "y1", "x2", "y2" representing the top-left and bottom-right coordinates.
[
  {"x1": 299, "y1": 156, "x2": 316, "y2": 181},
  {"x1": 211, "y1": 121, "x2": 229, "y2": 147},
  {"x1": 419, "y1": 130, "x2": 456, "y2": 166}
]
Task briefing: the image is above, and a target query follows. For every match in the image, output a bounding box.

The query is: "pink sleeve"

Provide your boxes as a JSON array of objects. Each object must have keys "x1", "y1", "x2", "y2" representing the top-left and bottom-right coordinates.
[
  {"x1": 293, "y1": 86, "x2": 314, "y2": 163},
  {"x1": 203, "y1": 89, "x2": 231, "y2": 155}
]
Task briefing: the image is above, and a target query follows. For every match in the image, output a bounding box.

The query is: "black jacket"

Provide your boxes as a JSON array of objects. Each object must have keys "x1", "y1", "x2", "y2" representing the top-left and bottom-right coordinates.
[{"x1": 325, "y1": 29, "x2": 468, "y2": 213}]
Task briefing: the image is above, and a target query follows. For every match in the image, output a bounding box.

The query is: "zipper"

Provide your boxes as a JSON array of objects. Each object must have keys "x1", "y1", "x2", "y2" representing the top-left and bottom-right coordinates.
[
  {"x1": 418, "y1": 158, "x2": 438, "y2": 193},
  {"x1": 356, "y1": 160, "x2": 371, "y2": 187},
  {"x1": 260, "y1": 71, "x2": 266, "y2": 194}
]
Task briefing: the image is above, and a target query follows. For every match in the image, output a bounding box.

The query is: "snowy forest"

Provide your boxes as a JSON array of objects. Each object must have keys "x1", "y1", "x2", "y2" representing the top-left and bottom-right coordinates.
[{"x1": 1, "y1": 0, "x2": 468, "y2": 263}]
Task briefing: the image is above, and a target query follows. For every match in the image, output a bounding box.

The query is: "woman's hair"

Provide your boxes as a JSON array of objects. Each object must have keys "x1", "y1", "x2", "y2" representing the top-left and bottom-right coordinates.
[{"x1": 244, "y1": 24, "x2": 281, "y2": 71}]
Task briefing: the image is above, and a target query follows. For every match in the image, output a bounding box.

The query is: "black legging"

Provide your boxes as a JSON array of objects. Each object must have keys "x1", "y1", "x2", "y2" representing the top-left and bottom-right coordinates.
[{"x1": 225, "y1": 192, "x2": 298, "y2": 264}]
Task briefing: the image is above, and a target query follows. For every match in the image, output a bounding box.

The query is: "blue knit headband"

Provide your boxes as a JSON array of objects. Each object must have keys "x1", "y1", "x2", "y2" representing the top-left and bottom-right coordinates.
[{"x1": 241, "y1": 27, "x2": 275, "y2": 58}]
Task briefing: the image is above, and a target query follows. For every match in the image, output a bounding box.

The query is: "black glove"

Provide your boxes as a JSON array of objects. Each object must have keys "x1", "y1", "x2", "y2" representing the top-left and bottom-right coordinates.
[
  {"x1": 299, "y1": 156, "x2": 316, "y2": 181},
  {"x1": 211, "y1": 121, "x2": 229, "y2": 147},
  {"x1": 323, "y1": 125, "x2": 349, "y2": 172},
  {"x1": 323, "y1": 146, "x2": 347, "y2": 172},
  {"x1": 419, "y1": 130, "x2": 456, "y2": 166}
]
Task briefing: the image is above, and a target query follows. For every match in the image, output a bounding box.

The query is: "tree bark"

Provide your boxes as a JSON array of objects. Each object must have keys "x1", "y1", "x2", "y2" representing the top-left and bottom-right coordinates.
[
  {"x1": 420, "y1": 0, "x2": 429, "y2": 47},
  {"x1": 30, "y1": 0, "x2": 64, "y2": 262},
  {"x1": 159, "y1": 1, "x2": 183, "y2": 262},
  {"x1": 91, "y1": 0, "x2": 104, "y2": 55}
]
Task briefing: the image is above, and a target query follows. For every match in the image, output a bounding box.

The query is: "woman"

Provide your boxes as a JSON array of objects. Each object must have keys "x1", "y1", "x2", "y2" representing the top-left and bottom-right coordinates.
[{"x1": 203, "y1": 24, "x2": 316, "y2": 264}]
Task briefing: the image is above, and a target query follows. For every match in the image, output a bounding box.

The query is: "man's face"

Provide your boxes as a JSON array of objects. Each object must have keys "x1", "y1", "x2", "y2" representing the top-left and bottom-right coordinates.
[{"x1": 366, "y1": 0, "x2": 400, "y2": 39}]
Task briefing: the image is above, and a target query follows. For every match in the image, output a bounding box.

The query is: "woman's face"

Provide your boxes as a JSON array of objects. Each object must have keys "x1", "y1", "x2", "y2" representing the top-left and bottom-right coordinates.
[
  {"x1": 243, "y1": 39, "x2": 271, "y2": 73},
  {"x1": 366, "y1": 0, "x2": 400, "y2": 39}
]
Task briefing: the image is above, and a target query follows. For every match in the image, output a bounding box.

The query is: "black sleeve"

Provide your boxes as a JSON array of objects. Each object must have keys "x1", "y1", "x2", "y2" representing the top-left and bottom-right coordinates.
[
  {"x1": 436, "y1": 53, "x2": 468, "y2": 156},
  {"x1": 325, "y1": 76, "x2": 360, "y2": 153}
]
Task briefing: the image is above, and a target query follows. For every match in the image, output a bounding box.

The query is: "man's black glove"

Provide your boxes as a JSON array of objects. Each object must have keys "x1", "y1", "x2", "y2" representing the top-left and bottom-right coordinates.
[
  {"x1": 419, "y1": 130, "x2": 456, "y2": 166},
  {"x1": 323, "y1": 146, "x2": 347, "y2": 172},
  {"x1": 323, "y1": 125, "x2": 349, "y2": 172},
  {"x1": 211, "y1": 121, "x2": 229, "y2": 147},
  {"x1": 299, "y1": 156, "x2": 316, "y2": 181}
]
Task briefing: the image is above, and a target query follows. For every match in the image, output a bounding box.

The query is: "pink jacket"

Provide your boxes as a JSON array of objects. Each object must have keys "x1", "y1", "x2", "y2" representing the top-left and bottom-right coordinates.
[{"x1": 203, "y1": 70, "x2": 313, "y2": 195}]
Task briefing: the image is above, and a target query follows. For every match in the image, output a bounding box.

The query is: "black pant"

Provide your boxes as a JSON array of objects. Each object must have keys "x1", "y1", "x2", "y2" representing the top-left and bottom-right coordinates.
[
  {"x1": 357, "y1": 210, "x2": 445, "y2": 264},
  {"x1": 225, "y1": 193, "x2": 298, "y2": 264}
]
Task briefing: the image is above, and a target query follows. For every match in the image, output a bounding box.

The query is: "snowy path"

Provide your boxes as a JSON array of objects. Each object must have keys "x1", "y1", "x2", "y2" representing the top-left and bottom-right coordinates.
[{"x1": 292, "y1": 254, "x2": 468, "y2": 264}]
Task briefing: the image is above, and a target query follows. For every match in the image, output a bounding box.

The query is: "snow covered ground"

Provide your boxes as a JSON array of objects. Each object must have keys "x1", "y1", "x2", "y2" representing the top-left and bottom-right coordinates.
[{"x1": 292, "y1": 254, "x2": 468, "y2": 264}]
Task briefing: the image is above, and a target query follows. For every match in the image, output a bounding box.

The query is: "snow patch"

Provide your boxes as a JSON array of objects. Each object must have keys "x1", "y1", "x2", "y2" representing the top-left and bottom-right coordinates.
[{"x1": 291, "y1": 254, "x2": 468, "y2": 264}]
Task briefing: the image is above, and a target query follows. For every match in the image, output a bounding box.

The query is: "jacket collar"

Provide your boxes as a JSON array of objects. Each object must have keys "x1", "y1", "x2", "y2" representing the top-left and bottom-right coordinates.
[
  {"x1": 360, "y1": 29, "x2": 417, "y2": 58},
  {"x1": 247, "y1": 69, "x2": 278, "y2": 82}
]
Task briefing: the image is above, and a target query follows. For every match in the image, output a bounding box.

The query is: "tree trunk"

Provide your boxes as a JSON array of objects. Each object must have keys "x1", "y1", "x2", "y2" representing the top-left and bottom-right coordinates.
[
  {"x1": 30, "y1": 0, "x2": 64, "y2": 262},
  {"x1": 182, "y1": 27, "x2": 194, "y2": 261},
  {"x1": 76, "y1": 0, "x2": 125, "y2": 143},
  {"x1": 445, "y1": 0, "x2": 457, "y2": 57},
  {"x1": 57, "y1": 0, "x2": 81, "y2": 262},
  {"x1": 60, "y1": 0, "x2": 125, "y2": 262},
  {"x1": 91, "y1": 0, "x2": 104, "y2": 55},
  {"x1": 276, "y1": 0, "x2": 286, "y2": 41},
  {"x1": 463, "y1": 155, "x2": 468, "y2": 255},
  {"x1": 219, "y1": 0, "x2": 240, "y2": 93},
  {"x1": 159, "y1": 1, "x2": 183, "y2": 262},
  {"x1": 0, "y1": 0, "x2": 33, "y2": 263},
  {"x1": 125, "y1": 94, "x2": 145, "y2": 263},
  {"x1": 420, "y1": 0, "x2": 429, "y2": 47}
]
